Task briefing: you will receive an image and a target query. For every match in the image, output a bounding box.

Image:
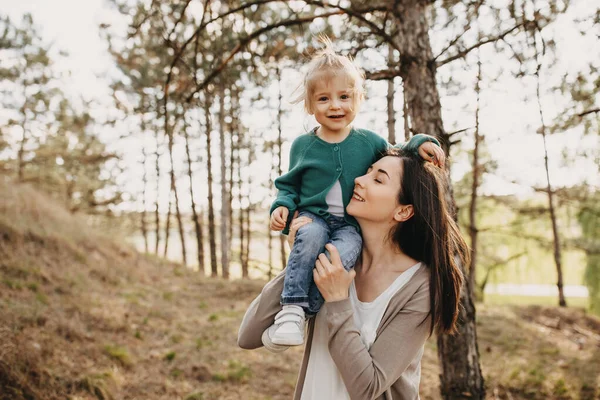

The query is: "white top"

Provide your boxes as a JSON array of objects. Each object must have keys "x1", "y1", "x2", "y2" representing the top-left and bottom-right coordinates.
[
  {"x1": 325, "y1": 180, "x2": 344, "y2": 217},
  {"x1": 301, "y1": 262, "x2": 423, "y2": 400}
]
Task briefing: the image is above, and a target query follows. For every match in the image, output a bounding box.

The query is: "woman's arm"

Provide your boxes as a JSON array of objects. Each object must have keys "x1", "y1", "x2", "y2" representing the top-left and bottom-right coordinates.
[
  {"x1": 237, "y1": 271, "x2": 286, "y2": 349},
  {"x1": 326, "y1": 290, "x2": 431, "y2": 400},
  {"x1": 313, "y1": 245, "x2": 431, "y2": 400}
]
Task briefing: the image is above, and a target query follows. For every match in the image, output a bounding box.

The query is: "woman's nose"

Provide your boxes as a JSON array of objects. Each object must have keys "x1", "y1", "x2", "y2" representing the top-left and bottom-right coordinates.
[{"x1": 354, "y1": 175, "x2": 365, "y2": 187}]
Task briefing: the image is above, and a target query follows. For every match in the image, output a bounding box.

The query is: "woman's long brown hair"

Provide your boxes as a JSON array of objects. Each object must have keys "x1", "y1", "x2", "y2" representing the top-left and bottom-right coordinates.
[{"x1": 387, "y1": 149, "x2": 469, "y2": 335}]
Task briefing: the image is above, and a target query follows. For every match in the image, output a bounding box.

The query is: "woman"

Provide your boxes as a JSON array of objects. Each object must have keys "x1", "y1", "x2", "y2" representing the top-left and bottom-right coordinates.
[{"x1": 238, "y1": 149, "x2": 468, "y2": 400}]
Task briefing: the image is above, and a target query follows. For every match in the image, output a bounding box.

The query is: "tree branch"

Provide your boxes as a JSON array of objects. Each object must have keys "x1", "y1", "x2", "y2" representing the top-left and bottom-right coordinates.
[
  {"x1": 436, "y1": 21, "x2": 525, "y2": 67},
  {"x1": 182, "y1": 11, "x2": 344, "y2": 104},
  {"x1": 578, "y1": 107, "x2": 600, "y2": 117},
  {"x1": 364, "y1": 68, "x2": 400, "y2": 80}
]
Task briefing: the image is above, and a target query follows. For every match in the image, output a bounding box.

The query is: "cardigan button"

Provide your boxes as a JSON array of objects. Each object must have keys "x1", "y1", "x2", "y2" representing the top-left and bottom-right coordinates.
[
  {"x1": 334, "y1": 146, "x2": 339, "y2": 151},
  {"x1": 336, "y1": 167, "x2": 342, "y2": 172}
]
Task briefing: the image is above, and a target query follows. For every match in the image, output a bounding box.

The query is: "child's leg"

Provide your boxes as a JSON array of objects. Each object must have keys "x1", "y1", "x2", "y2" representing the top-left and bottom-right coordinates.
[
  {"x1": 307, "y1": 222, "x2": 362, "y2": 315},
  {"x1": 281, "y1": 211, "x2": 330, "y2": 309},
  {"x1": 264, "y1": 211, "x2": 329, "y2": 347}
]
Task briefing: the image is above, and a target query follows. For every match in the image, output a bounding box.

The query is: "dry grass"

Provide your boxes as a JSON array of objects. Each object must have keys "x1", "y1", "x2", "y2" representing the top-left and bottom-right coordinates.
[{"x1": 0, "y1": 180, "x2": 599, "y2": 400}]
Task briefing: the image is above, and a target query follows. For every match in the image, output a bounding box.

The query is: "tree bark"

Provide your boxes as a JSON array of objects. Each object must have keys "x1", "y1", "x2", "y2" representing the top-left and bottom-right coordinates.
[
  {"x1": 402, "y1": 83, "x2": 411, "y2": 142},
  {"x1": 17, "y1": 88, "x2": 27, "y2": 183},
  {"x1": 141, "y1": 145, "x2": 149, "y2": 254},
  {"x1": 533, "y1": 31, "x2": 566, "y2": 307},
  {"x1": 238, "y1": 138, "x2": 246, "y2": 278},
  {"x1": 219, "y1": 81, "x2": 230, "y2": 279},
  {"x1": 228, "y1": 90, "x2": 237, "y2": 246},
  {"x1": 205, "y1": 95, "x2": 218, "y2": 277},
  {"x1": 154, "y1": 99, "x2": 162, "y2": 255},
  {"x1": 183, "y1": 111, "x2": 204, "y2": 275},
  {"x1": 469, "y1": 37, "x2": 482, "y2": 300},
  {"x1": 243, "y1": 157, "x2": 252, "y2": 277},
  {"x1": 140, "y1": 101, "x2": 149, "y2": 253},
  {"x1": 166, "y1": 111, "x2": 187, "y2": 266},
  {"x1": 389, "y1": 1, "x2": 485, "y2": 398},
  {"x1": 198, "y1": 210, "x2": 205, "y2": 274},
  {"x1": 163, "y1": 191, "x2": 172, "y2": 258},
  {"x1": 267, "y1": 222, "x2": 273, "y2": 280},
  {"x1": 276, "y1": 67, "x2": 287, "y2": 270},
  {"x1": 387, "y1": 44, "x2": 396, "y2": 145}
]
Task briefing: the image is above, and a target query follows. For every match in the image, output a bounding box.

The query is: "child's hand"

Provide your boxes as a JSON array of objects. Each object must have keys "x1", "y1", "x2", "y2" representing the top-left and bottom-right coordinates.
[
  {"x1": 418, "y1": 141, "x2": 445, "y2": 168},
  {"x1": 270, "y1": 206, "x2": 289, "y2": 231}
]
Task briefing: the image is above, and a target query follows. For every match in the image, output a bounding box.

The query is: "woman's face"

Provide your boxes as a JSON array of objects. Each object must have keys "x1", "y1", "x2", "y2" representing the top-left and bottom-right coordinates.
[{"x1": 347, "y1": 156, "x2": 407, "y2": 223}]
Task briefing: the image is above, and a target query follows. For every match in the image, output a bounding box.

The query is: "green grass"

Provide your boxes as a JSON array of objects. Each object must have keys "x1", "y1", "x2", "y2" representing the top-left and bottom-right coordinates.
[
  {"x1": 104, "y1": 344, "x2": 132, "y2": 367},
  {"x1": 184, "y1": 392, "x2": 204, "y2": 400},
  {"x1": 212, "y1": 360, "x2": 252, "y2": 383}
]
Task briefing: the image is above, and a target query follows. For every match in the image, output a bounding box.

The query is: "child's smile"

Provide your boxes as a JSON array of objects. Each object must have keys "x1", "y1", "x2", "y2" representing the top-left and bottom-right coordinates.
[{"x1": 311, "y1": 75, "x2": 358, "y2": 141}]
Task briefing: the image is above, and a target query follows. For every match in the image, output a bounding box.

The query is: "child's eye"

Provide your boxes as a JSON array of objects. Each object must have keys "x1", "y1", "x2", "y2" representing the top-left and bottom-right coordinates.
[
  {"x1": 318, "y1": 96, "x2": 328, "y2": 101},
  {"x1": 341, "y1": 94, "x2": 350, "y2": 100}
]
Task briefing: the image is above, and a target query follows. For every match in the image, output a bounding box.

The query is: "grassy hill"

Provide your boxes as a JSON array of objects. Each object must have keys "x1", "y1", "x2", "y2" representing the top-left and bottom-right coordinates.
[{"x1": 1, "y1": 179, "x2": 599, "y2": 400}]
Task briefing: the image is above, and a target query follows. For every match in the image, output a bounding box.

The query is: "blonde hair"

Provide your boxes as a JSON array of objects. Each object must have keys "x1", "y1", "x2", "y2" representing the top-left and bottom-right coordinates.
[{"x1": 293, "y1": 36, "x2": 366, "y2": 114}]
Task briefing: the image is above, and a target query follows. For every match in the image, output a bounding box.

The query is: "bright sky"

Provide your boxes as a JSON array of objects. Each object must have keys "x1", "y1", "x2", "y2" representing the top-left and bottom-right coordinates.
[{"x1": 1, "y1": 0, "x2": 598, "y2": 214}]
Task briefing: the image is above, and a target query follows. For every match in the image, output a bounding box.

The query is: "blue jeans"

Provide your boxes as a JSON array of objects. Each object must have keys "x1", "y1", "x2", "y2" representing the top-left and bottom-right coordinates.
[{"x1": 281, "y1": 210, "x2": 362, "y2": 315}]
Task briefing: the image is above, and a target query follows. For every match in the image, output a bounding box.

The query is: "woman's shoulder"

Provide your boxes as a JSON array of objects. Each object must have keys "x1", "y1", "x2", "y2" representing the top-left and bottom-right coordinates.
[{"x1": 388, "y1": 265, "x2": 431, "y2": 313}]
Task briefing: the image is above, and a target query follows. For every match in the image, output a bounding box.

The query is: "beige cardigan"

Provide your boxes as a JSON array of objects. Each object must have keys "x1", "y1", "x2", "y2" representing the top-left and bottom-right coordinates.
[{"x1": 237, "y1": 266, "x2": 432, "y2": 400}]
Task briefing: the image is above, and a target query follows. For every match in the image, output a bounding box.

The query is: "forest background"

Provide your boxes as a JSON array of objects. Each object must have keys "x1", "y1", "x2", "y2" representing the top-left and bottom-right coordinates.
[{"x1": 0, "y1": 0, "x2": 599, "y2": 399}]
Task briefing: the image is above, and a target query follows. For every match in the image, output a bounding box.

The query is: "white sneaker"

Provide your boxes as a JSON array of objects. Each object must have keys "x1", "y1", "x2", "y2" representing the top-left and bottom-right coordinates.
[{"x1": 262, "y1": 305, "x2": 306, "y2": 349}]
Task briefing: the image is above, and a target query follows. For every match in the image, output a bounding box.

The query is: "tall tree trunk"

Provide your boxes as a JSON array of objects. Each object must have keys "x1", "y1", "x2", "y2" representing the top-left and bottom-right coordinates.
[
  {"x1": 533, "y1": 31, "x2": 566, "y2": 307},
  {"x1": 17, "y1": 94, "x2": 27, "y2": 182},
  {"x1": 141, "y1": 142, "x2": 149, "y2": 254},
  {"x1": 154, "y1": 101, "x2": 162, "y2": 255},
  {"x1": 198, "y1": 210, "x2": 205, "y2": 274},
  {"x1": 276, "y1": 67, "x2": 287, "y2": 270},
  {"x1": 219, "y1": 81, "x2": 230, "y2": 279},
  {"x1": 387, "y1": 44, "x2": 396, "y2": 145},
  {"x1": 163, "y1": 92, "x2": 187, "y2": 266},
  {"x1": 389, "y1": 1, "x2": 485, "y2": 398},
  {"x1": 469, "y1": 38, "x2": 483, "y2": 300},
  {"x1": 140, "y1": 95, "x2": 149, "y2": 253},
  {"x1": 163, "y1": 191, "x2": 172, "y2": 258},
  {"x1": 267, "y1": 222, "x2": 273, "y2": 280},
  {"x1": 238, "y1": 145, "x2": 246, "y2": 278},
  {"x1": 168, "y1": 128, "x2": 187, "y2": 266},
  {"x1": 183, "y1": 112, "x2": 204, "y2": 275},
  {"x1": 268, "y1": 144, "x2": 275, "y2": 281},
  {"x1": 228, "y1": 90, "x2": 237, "y2": 247},
  {"x1": 205, "y1": 96, "x2": 218, "y2": 277},
  {"x1": 243, "y1": 156, "x2": 252, "y2": 278},
  {"x1": 402, "y1": 83, "x2": 411, "y2": 142}
]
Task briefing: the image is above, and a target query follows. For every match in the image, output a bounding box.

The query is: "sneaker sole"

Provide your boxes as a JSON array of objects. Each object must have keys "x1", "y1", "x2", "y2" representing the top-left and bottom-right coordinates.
[
  {"x1": 269, "y1": 332, "x2": 304, "y2": 346},
  {"x1": 261, "y1": 329, "x2": 290, "y2": 353}
]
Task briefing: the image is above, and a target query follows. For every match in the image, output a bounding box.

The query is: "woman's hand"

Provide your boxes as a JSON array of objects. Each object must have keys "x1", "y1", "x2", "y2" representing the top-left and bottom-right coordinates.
[
  {"x1": 314, "y1": 244, "x2": 356, "y2": 302},
  {"x1": 286, "y1": 211, "x2": 313, "y2": 248},
  {"x1": 418, "y1": 141, "x2": 446, "y2": 168}
]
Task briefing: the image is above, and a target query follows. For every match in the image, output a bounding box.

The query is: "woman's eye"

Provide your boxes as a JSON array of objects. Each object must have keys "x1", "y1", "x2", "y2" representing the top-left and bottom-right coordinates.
[{"x1": 374, "y1": 179, "x2": 382, "y2": 184}]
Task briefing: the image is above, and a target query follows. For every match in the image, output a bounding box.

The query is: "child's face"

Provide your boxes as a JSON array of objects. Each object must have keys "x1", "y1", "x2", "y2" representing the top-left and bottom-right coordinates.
[{"x1": 310, "y1": 75, "x2": 359, "y2": 137}]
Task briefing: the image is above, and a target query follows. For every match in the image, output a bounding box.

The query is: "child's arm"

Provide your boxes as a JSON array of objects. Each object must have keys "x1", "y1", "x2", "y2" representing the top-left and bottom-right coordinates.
[
  {"x1": 269, "y1": 138, "x2": 305, "y2": 233},
  {"x1": 395, "y1": 133, "x2": 445, "y2": 167}
]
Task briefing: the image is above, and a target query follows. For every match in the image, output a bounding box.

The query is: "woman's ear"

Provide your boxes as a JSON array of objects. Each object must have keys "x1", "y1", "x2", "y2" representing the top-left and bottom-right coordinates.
[{"x1": 393, "y1": 204, "x2": 414, "y2": 222}]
